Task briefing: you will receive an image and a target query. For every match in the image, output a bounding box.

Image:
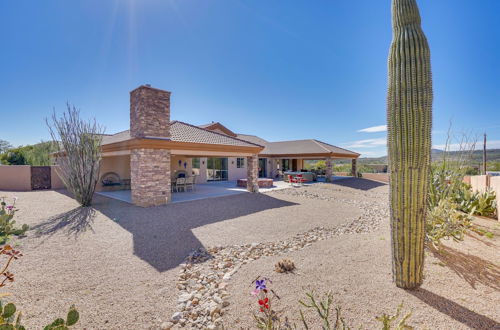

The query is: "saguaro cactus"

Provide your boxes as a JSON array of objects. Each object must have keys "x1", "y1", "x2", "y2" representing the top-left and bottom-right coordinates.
[{"x1": 387, "y1": 0, "x2": 432, "y2": 289}]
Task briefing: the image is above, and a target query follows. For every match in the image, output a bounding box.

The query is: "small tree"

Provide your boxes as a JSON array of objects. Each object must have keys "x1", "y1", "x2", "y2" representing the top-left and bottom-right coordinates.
[
  {"x1": 0, "y1": 140, "x2": 12, "y2": 154},
  {"x1": 47, "y1": 104, "x2": 104, "y2": 207}
]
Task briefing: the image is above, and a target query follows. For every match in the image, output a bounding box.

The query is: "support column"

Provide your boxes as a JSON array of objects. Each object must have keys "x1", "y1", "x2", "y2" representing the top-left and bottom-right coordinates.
[
  {"x1": 247, "y1": 154, "x2": 259, "y2": 193},
  {"x1": 269, "y1": 159, "x2": 278, "y2": 178},
  {"x1": 351, "y1": 158, "x2": 357, "y2": 177},
  {"x1": 131, "y1": 149, "x2": 171, "y2": 207},
  {"x1": 325, "y1": 158, "x2": 333, "y2": 183}
]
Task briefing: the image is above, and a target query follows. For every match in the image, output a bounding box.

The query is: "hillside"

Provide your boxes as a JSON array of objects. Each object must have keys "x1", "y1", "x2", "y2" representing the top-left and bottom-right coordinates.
[
  {"x1": 320, "y1": 149, "x2": 500, "y2": 166},
  {"x1": 357, "y1": 149, "x2": 500, "y2": 165}
]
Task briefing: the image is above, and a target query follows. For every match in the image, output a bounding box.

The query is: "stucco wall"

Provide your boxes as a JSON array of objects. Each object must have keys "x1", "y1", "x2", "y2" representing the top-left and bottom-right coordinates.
[
  {"x1": 361, "y1": 173, "x2": 389, "y2": 183},
  {"x1": 0, "y1": 165, "x2": 32, "y2": 191},
  {"x1": 489, "y1": 176, "x2": 500, "y2": 221},
  {"x1": 228, "y1": 157, "x2": 246, "y2": 181},
  {"x1": 470, "y1": 175, "x2": 489, "y2": 193},
  {"x1": 97, "y1": 155, "x2": 131, "y2": 191},
  {"x1": 50, "y1": 166, "x2": 65, "y2": 189}
]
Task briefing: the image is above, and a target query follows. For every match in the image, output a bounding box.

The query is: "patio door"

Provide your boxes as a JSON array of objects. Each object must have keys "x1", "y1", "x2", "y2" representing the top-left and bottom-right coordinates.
[
  {"x1": 207, "y1": 157, "x2": 228, "y2": 181},
  {"x1": 258, "y1": 158, "x2": 267, "y2": 178}
]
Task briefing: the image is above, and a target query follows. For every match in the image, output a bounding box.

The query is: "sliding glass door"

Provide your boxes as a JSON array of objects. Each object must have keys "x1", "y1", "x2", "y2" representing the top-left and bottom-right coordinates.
[{"x1": 207, "y1": 157, "x2": 228, "y2": 181}]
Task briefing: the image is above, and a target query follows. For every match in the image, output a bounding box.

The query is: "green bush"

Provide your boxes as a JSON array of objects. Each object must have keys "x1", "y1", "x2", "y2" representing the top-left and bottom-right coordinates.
[
  {"x1": 0, "y1": 149, "x2": 27, "y2": 166},
  {"x1": 0, "y1": 142, "x2": 57, "y2": 166}
]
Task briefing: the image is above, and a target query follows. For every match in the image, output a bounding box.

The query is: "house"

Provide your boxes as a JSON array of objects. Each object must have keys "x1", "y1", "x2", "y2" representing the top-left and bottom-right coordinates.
[{"x1": 100, "y1": 85, "x2": 359, "y2": 207}]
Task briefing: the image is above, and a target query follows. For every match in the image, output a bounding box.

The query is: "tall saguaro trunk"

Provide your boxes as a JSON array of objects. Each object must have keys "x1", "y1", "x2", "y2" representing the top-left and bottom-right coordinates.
[{"x1": 387, "y1": 0, "x2": 433, "y2": 289}]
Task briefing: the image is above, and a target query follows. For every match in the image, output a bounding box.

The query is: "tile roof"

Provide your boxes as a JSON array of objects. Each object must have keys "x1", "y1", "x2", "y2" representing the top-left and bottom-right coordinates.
[
  {"x1": 260, "y1": 139, "x2": 359, "y2": 157},
  {"x1": 236, "y1": 134, "x2": 269, "y2": 146},
  {"x1": 170, "y1": 121, "x2": 262, "y2": 147},
  {"x1": 101, "y1": 121, "x2": 263, "y2": 148}
]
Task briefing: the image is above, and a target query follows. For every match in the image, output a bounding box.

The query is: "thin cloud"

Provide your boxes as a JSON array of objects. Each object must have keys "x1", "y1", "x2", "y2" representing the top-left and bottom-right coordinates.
[
  {"x1": 343, "y1": 137, "x2": 387, "y2": 149},
  {"x1": 433, "y1": 140, "x2": 500, "y2": 151},
  {"x1": 358, "y1": 125, "x2": 387, "y2": 133}
]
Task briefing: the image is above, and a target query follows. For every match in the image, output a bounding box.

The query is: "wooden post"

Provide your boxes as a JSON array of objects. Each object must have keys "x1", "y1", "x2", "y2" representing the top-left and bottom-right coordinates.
[{"x1": 483, "y1": 133, "x2": 487, "y2": 175}]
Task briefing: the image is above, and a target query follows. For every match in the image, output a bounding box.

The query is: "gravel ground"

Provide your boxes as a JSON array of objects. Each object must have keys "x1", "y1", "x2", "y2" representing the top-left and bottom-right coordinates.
[{"x1": 1, "y1": 178, "x2": 498, "y2": 329}]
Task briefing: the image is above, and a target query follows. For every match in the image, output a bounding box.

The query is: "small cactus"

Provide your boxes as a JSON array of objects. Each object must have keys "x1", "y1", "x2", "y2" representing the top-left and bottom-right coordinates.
[
  {"x1": 275, "y1": 259, "x2": 295, "y2": 273},
  {"x1": 43, "y1": 306, "x2": 79, "y2": 330}
]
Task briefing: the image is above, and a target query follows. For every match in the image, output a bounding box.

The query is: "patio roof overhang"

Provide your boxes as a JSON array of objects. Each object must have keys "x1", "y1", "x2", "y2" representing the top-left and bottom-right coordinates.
[
  {"x1": 101, "y1": 138, "x2": 264, "y2": 157},
  {"x1": 261, "y1": 152, "x2": 359, "y2": 160}
]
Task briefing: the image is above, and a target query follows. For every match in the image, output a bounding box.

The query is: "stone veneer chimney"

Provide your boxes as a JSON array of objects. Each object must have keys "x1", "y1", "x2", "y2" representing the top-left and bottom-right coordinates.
[
  {"x1": 130, "y1": 85, "x2": 171, "y2": 138},
  {"x1": 129, "y1": 85, "x2": 172, "y2": 207}
]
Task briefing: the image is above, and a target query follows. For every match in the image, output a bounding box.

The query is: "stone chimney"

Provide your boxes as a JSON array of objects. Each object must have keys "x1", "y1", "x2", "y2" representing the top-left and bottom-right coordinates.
[{"x1": 130, "y1": 85, "x2": 171, "y2": 138}]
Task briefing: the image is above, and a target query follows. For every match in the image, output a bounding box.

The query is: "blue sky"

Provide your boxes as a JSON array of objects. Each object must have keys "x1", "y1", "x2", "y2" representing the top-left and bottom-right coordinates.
[{"x1": 0, "y1": 0, "x2": 499, "y2": 157}]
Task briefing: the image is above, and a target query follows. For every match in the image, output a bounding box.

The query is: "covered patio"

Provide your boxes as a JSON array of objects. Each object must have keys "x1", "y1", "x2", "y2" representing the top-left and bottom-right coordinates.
[
  {"x1": 96, "y1": 177, "x2": 350, "y2": 205},
  {"x1": 97, "y1": 180, "x2": 292, "y2": 204}
]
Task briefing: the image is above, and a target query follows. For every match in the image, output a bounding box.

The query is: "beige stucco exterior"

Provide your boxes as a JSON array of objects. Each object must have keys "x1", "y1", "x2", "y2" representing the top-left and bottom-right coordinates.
[
  {"x1": 0, "y1": 165, "x2": 32, "y2": 191},
  {"x1": 96, "y1": 155, "x2": 131, "y2": 192},
  {"x1": 490, "y1": 176, "x2": 500, "y2": 221},
  {"x1": 0, "y1": 165, "x2": 65, "y2": 191}
]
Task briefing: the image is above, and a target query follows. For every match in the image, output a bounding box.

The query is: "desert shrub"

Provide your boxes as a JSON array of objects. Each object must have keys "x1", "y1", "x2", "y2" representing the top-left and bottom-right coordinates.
[
  {"x1": 426, "y1": 199, "x2": 472, "y2": 248},
  {"x1": 0, "y1": 198, "x2": 28, "y2": 245},
  {"x1": 376, "y1": 303, "x2": 413, "y2": 330},
  {"x1": 454, "y1": 187, "x2": 497, "y2": 217},
  {"x1": 275, "y1": 259, "x2": 295, "y2": 273},
  {"x1": 249, "y1": 277, "x2": 413, "y2": 329},
  {"x1": 47, "y1": 104, "x2": 104, "y2": 207}
]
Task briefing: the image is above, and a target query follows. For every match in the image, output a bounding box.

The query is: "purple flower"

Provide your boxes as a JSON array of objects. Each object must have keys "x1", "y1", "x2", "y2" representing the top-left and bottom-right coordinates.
[
  {"x1": 6, "y1": 206, "x2": 13, "y2": 211},
  {"x1": 255, "y1": 279, "x2": 266, "y2": 290}
]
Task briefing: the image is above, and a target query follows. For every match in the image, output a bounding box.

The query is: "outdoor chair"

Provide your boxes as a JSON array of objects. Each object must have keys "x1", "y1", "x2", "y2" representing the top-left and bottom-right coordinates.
[
  {"x1": 175, "y1": 177, "x2": 186, "y2": 192},
  {"x1": 288, "y1": 175, "x2": 299, "y2": 187},
  {"x1": 185, "y1": 176, "x2": 195, "y2": 191},
  {"x1": 295, "y1": 174, "x2": 306, "y2": 186}
]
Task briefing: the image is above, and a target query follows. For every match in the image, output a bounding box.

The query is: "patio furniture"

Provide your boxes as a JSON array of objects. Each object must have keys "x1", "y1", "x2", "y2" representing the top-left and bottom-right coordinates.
[
  {"x1": 175, "y1": 177, "x2": 186, "y2": 192},
  {"x1": 284, "y1": 171, "x2": 316, "y2": 182},
  {"x1": 295, "y1": 174, "x2": 306, "y2": 186},
  {"x1": 185, "y1": 176, "x2": 195, "y2": 191},
  {"x1": 100, "y1": 172, "x2": 131, "y2": 191},
  {"x1": 288, "y1": 175, "x2": 299, "y2": 187}
]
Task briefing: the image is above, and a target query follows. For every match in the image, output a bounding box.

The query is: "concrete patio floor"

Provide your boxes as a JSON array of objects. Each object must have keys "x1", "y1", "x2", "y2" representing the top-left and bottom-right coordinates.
[{"x1": 96, "y1": 177, "x2": 349, "y2": 204}]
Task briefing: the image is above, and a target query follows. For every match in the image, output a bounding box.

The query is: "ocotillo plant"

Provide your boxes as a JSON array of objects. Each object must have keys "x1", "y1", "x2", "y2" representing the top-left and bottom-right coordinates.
[{"x1": 387, "y1": 0, "x2": 433, "y2": 289}]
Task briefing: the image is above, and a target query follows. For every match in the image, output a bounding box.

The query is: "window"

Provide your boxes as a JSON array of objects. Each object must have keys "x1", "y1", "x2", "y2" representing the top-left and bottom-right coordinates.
[
  {"x1": 237, "y1": 158, "x2": 245, "y2": 168},
  {"x1": 281, "y1": 159, "x2": 290, "y2": 172},
  {"x1": 192, "y1": 158, "x2": 200, "y2": 169}
]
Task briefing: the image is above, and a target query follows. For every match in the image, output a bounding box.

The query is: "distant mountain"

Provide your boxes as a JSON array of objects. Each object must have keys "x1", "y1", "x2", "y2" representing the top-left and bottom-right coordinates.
[{"x1": 355, "y1": 149, "x2": 500, "y2": 165}]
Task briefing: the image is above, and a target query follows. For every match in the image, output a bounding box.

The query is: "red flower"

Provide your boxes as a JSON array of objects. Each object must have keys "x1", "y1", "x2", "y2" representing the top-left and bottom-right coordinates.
[{"x1": 258, "y1": 297, "x2": 269, "y2": 310}]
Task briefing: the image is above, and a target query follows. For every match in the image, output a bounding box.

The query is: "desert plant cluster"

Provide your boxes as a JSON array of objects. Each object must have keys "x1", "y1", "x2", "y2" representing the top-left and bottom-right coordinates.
[
  {"x1": 249, "y1": 277, "x2": 413, "y2": 330},
  {"x1": 426, "y1": 159, "x2": 497, "y2": 247},
  {"x1": 0, "y1": 198, "x2": 28, "y2": 245}
]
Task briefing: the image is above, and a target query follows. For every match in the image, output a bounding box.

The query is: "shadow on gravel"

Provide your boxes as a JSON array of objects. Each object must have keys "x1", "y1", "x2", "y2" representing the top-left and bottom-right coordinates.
[
  {"x1": 332, "y1": 178, "x2": 387, "y2": 191},
  {"x1": 93, "y1": 193, "x2": 297, "y2": 272},
  {"x1": 429, "y1": 245, "x2": 500, "y2": 291},
  {"x1": 32, "y1": 206, "x2": 96, "y2": 238},
  {"x1": 409, "y1": 288, "x2": 500, "y2": 329}
]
